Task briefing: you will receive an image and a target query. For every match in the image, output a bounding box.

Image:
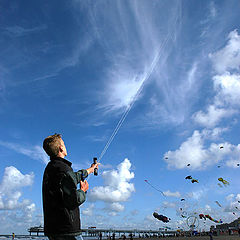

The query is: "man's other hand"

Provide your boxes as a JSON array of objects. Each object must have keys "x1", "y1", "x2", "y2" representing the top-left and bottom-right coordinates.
[{"x1": 80, "y1": 180, "x2": 89, "y2": 192}]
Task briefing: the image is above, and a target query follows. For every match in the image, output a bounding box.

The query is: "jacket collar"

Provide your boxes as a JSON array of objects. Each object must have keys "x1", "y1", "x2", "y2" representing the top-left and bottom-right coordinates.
[{"x1": 50, "y1": 156, "x2": 72, "y2": 167}]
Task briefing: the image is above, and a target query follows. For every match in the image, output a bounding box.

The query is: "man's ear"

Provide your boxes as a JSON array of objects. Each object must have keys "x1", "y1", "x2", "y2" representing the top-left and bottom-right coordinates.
[{"x1": 59, "y1": 145, "x2": 63, "y2": 152}]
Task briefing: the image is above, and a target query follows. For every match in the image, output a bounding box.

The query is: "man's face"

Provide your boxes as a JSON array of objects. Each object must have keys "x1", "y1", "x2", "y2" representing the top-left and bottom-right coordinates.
[{"x1": 60, "y1": 139, "x2": 67, "y2": 157}]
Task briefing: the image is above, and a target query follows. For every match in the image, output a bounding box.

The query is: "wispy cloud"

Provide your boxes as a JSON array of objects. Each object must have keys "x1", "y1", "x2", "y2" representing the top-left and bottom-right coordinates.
[
  {"x1": 163, "y1": 190, "x2": 181, "y2": 198},
  {"x1": 0, "y1": 140, "x2": 48, "y2": 164},
  {"x1": 2, "y1": 25, "x2": 47, "y2": 37}
]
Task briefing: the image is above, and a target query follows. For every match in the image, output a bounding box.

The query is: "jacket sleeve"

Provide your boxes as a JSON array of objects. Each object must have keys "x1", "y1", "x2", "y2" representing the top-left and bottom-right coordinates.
[
  {"x1": 60, "y1": 170, "x2": 87, "y2": 210},
  {"x1": 75, "y1": 169, "x2": 88, "y2": 183}
]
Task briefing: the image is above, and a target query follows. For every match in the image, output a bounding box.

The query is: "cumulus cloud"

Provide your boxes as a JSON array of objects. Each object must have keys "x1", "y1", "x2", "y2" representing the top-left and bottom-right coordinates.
[
  {"x1": 209, "y1": 30, "x2": 240, "y2": 74},
  {"x1": 0, "y1": 140, "x2": 48, "y2": 164},
  {"x1": 88, "y1": 159, "x2": 135, "y2": 203},
  {"x1": 0, "y1": 166, "x2": 37, "y2": 234},
  {"x1": 163, "y1": 190, "x2": 181, "y2": 198},
  {"x1": 164, "y1": 129, "x2": 240, "y2": 169},
  {"x1": 82, "y1": 204, "x2": 95, "y2": 216},
  {"x1": 193, "y1": 30, "x2": 240, "y2": 128},
  {"x1": 193, "y1": 105, "x2": 232, "y2": 128},
  {"x1": 213, "y1": 73, "x2": 240, "y2": 106},
  {"x1": 0, "y1": 166, "x2": 34, "y2": 210},
  {"x1": 88, "y1": 159, "x2": 134, "y2": 215}
]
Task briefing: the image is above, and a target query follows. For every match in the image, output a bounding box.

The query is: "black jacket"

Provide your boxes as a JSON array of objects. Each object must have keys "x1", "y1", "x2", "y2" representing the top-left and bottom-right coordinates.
[{"x1": 42, "y1": 157, "x2": 88, "y2": 236}]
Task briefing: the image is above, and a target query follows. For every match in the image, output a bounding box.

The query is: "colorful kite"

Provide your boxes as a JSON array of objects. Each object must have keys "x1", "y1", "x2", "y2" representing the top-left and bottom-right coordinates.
[
  {"x1": 204, "y1": 214, "x2": 223, "y2": 223},
  {"x1": 218, "y1": 177, "x2": 229, "y2": 186},
  {"x1": 153, "y1": 212, "x2": 170, "y2": 223}
]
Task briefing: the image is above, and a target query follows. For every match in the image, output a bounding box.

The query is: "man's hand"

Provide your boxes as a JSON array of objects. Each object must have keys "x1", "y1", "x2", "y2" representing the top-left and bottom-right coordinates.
[
  {"x1": 86, "y1": 163, "x2": 100, "y2": 175},
  {"x1": 80, "y1": 180, "x2": 89, "y2": 192}
]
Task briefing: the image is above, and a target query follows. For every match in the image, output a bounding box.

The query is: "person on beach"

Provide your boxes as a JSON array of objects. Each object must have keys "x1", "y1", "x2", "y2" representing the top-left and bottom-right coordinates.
[
  {"x1": 12, "y1": 233, "x2": 15, "y2": 240},
  {"x1": 42, "y1": 133, "x2": 99, "y2": 240},
  {"x1": 209, "y1": 231, "x2": 213, "y2": 240}
]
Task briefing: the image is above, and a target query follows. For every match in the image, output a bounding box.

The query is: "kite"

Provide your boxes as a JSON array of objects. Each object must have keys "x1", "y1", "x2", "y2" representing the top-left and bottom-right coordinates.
[
  {"x1": 237, "y1": 164, "x2": 240, "y2": 167},
  {"x1": 185, "y1": 175, "x2": 198, "y2": 183},
  {"x1": 238, "y1": 201, "x2": 240, "y2": 203},
  {"x1": 199, "y1": 214, "x2": 206, "y2": 220},
  {"x1": 191, "y1": 179, "x2": 199, "y2": 183},
  {"x1": 165, "y1": 157, "x2": 168, "y2": 160},
  {"x1": 217, "y1": 166, "x2": 221, "y2": 168},
  {"x1": 200, "y1": 214, "x2": 223, "y2": 223},
  {"x1": 218, "y1": 178, "x2": 229, "y2": 186},
  {"x1": 215, "y1": 201, "x2": 222, "y2": 207},
  {"x1": 144, "y1": 180, "x2": 165, "y2": 196},
  {"x1": 187, "y1": 164, "x2": 191, "y2": 166},
  {"x1": 220, "y1": 146, "x2": 224, "y2": 149},
  {"x1": 180, "y1": 198, "x2": 185, "y2": 201},
  {"x1": 233, "y1": 212, "x2": 236, "y2": 215},
  {"x1": 153, "y1": 212, "x2": 170, "y2": 223}
]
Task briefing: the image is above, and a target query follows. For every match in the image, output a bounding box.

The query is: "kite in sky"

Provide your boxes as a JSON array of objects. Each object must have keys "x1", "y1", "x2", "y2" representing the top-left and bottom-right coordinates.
[
  {"x1": 220, "y1": 146, "x2": 224, "y2": 149},
  {"x1": 191, "y1": 179, "x2": 199, "y2": 183},
  {"x1": 187, "y1": 164, "x2": 191, "y2": 166},
  {"x1": 200, "y1": 214, "x2": 223, "y2": 223},
  {"x1": 218, "y1": 177, "x2": 229, "y2": 186},
  {"x1": 144, "y1": 180, "x2": 165, "y2": 196},
  {"x1": 215, "y1": 201, "x2": 222, "y2": 207},
  {"x1": 180, "y1": 198, "x2": 185, "y2": 201},
  {"x1": 153, "y1": 212, "x2": 170, "y2": 223},
  {"x1": 185, "y1": 175, "x2": 198, "y2": 183}
]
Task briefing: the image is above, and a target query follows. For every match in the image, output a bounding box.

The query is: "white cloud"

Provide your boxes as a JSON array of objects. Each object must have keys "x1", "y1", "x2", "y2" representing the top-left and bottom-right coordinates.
[
  {"x1": 0, "y1": 166, "x2": 34, "y2": 210},
  {"x1": 88, "y1": 158, "x2": 135, "y2": 203},
  {"x1": 0, "y1": 166, "x2": 37, "y2": 234},
  {"x1": 104, "y1": 70, "x2": 145, "y2": 111},
  {"x1": 213, "y1": 73, "x2": 240, "y2": 106},
  {"x1": 82, "y1": 204, "x2": 95, "y2": 216},
  {"x1": 164, "y1": 129, "x2": 240, "y2": 170},
  {"x1": 193, "y1": 30, "x2": 240, "y2": 128},
  {"x1": 0, "y1": 141, "x2": 49, "y2": 164},
  {"x1": 163, "y1": 190, "x2": 181, "y2": 198},
  {"x1": 209, "y1": 29, "x2": 240, "y2": 74},
  {"x1": 193, "y1": 105, "x2": 232, "y2": 128},
  {"x1": 108, "y1": 202, "x2": 125, "y2": 212}
]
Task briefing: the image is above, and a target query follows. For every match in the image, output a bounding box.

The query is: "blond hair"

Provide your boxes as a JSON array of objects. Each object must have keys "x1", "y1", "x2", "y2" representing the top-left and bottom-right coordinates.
[{"x1": 43, "y1": 133, "x2": 62, "y2": 157}]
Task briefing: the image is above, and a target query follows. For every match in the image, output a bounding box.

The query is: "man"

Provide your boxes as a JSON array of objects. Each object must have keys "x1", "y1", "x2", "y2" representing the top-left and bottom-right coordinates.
[{"x1": 42, "y1": 134, "x2": 99, "y2": 240}]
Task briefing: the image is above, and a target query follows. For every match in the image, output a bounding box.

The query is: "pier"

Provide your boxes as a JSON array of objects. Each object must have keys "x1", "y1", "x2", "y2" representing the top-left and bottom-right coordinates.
[{"x1": 27, "y1": 226, "x2": 179, "y2": 237}]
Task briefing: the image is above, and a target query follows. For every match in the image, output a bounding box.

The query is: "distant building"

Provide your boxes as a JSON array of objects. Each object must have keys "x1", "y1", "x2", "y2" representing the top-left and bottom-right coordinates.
[{"x1": 215, "y1": 217, "x2": 240, "y2": 231}]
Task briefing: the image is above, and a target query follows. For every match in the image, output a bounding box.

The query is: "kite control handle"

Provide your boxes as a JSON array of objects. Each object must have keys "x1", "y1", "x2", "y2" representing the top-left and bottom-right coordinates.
[{"x1": 93, "y1": 157, "x2": 98, "y2": 176}]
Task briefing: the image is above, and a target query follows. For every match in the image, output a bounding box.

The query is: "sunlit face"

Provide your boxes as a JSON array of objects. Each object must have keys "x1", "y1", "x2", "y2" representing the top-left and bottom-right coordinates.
[{"x1": 60, "y1": 139, "x2": 67, "y2": 157}]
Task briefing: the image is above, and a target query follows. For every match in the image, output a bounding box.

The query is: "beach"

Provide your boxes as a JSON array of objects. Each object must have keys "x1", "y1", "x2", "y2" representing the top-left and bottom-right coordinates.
[{"x1": 131, "y1": 236, "x2": 240, "y2": 240}]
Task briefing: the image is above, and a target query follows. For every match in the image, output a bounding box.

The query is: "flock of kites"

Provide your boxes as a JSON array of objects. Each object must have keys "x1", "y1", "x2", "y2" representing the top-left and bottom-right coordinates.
[{"x1": 146, "y1": 145, "x2": 240, "y2": 228}]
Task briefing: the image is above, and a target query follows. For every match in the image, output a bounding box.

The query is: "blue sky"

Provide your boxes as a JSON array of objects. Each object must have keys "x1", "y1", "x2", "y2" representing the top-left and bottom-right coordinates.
[{"x1": 0, "y1": 0, "x2": 240, "y2": 234}]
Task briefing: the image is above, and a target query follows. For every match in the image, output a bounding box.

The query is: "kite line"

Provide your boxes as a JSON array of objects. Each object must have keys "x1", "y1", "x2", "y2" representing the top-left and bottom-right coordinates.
[
  {"x1": 98, "y1": 34, "x2": 171, "y2": 162},
  {"x1": 144, "y1": 180, "x2": 165, "y2": 196}
]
